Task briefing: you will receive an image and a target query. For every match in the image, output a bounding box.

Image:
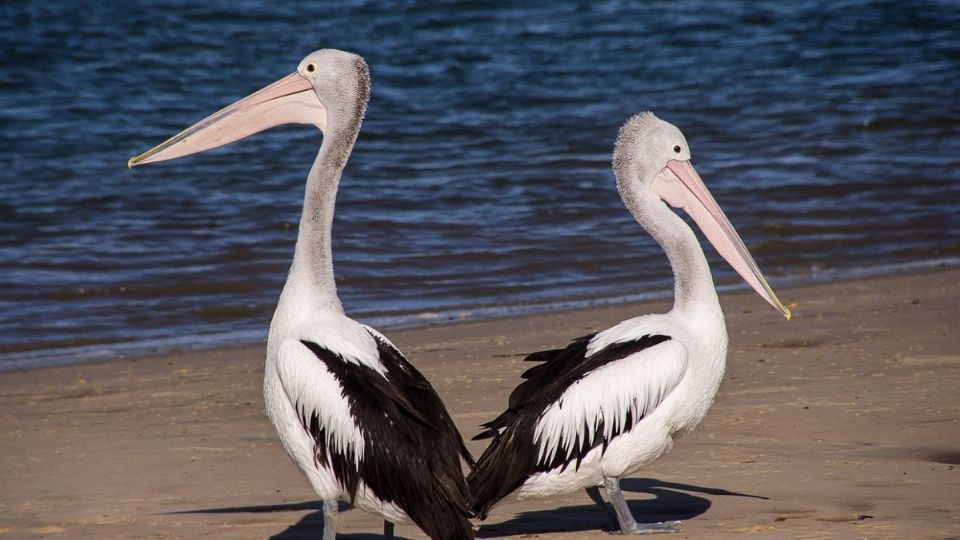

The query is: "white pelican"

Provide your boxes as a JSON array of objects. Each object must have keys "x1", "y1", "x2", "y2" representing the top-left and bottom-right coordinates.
[
  {"x1": 129, "y1": 49, "x2": 475, "y2": 540},
  {"x1": 468, "y1": 113, "x2": 791, "y2": 534}
]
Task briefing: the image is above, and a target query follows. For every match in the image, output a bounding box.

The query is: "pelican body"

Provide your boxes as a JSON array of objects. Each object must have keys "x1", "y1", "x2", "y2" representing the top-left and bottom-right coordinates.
[
  {"x1": 468, "y1": 113, "x2": 790, "y2": 534},
  {"x1": 130, "y1": 50, "x2": 474, "y2": 540}
]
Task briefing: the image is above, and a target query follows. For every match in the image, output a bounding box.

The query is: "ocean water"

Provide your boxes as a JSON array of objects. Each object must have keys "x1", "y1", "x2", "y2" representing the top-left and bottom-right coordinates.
[{"x1": 2, "y1": 1, "x2": 958, "y2": 370}]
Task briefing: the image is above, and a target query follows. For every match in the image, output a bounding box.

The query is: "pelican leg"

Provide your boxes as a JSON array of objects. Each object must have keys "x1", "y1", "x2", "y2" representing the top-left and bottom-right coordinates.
[
  {"x1": 586, "y1": 486, "x2": 618, "y2": 529},
  {"x1": 383, "y1": 520, "x2": 394, "y2": 539},
  {"x1": 603, "y1": 477, "x2": 681, "y2": 535},
  {"x1": 322, "y1": 499, "x2": 339, "y2": 540}
]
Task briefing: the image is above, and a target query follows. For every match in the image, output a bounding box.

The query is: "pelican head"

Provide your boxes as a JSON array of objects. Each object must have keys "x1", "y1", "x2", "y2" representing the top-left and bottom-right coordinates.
[
  {"x1": 128, "y1": 49, "x2": 368, "y2": 168},
  {"x1": 614, "y1": 112, "x2": 791, "y2": 319}
]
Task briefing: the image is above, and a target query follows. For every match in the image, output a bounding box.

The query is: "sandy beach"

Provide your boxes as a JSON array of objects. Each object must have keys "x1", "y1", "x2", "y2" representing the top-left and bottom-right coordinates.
[{"x1": 1, "y1": 267, "x2": 957, "y2": 539}]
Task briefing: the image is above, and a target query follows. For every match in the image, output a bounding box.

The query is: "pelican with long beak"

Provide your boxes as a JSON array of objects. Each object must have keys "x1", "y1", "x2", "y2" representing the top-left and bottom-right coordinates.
[
  {"x1": 468, "y1": 112, "x2": 790, "y2": 534},
  {"x1": 130, "y1": 49, "x2": 475, "y2": 540}
]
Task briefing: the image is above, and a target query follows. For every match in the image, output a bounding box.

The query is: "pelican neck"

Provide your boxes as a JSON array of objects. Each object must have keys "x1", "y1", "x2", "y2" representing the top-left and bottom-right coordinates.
[
  {"x1": 289, "y1": 118, "x2": 363, "y2": 313},
  {"x1": 617, "y1": 170, "x2": 722, "y2": 320}
]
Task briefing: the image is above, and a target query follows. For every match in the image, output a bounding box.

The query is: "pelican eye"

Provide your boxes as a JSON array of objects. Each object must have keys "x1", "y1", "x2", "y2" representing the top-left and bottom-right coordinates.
[
  {"x1": 673, "y1": 145, "x2": 682, "y2": 154},
  {"x1": 303, "y1": 62, "x2": 318, "y2": 75}
]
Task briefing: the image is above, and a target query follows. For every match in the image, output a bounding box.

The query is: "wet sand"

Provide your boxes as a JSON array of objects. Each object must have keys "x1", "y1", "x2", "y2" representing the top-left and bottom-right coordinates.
[{"x1": 1, "y1": 268, "x2": 958, "y2": 539}]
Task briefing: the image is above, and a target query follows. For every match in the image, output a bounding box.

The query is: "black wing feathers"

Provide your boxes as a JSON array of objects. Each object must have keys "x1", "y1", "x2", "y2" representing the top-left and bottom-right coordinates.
[
  {"x1": 467, "y1": 333, "x2": 671, "y2": 519},
  {"x1": 373, "y1": 335, "x2": 477, "y2": 468},
  {"x1": 298, "y1": 336, "x2": 474, "y2": 540}
]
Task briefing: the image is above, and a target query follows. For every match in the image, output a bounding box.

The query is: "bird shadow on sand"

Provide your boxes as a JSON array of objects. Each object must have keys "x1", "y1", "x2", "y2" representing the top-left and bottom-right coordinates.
[
  {"x1": 166, "y1": 501, "x2": 412, "y2": 540},
  {"x1": 475, "y1": 478, "x2": 768, "y2": 538},
  {"x1": 165, "y1": 479, "x2": 765, "y2": 539},
  {"x1": 267, "y1": 511, "x2": 413, "y2": 540}
]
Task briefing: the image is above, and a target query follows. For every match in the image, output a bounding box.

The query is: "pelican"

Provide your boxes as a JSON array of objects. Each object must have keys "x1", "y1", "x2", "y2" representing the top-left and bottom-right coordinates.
[
  {"x1": 129, "y1": 49, "x2": 475, "y2": 540},
  {"x1": 467, "y1": 112, "x2": 791, "y2": 534}
]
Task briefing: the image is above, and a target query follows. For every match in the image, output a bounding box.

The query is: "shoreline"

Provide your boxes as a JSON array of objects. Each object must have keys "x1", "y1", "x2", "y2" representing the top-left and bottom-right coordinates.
[
  {"x1": 1, "y1": 268, "x2": 958, "y2": 538},
  {"x1": 4, "y1": 257, "x2": 958, "y2": 374}
]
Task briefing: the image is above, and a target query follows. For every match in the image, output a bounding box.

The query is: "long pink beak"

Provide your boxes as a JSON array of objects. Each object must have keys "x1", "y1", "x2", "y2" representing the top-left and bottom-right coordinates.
[
  {"x1": 128, "y1": 72, "x2": 326, "y2": 168},
  {"x1": 652, "y1": 159, "x2": 791, "y2": 319}
]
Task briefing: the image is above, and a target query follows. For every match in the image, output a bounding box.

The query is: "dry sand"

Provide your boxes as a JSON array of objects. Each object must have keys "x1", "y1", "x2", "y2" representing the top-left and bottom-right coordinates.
[{"x1": 1, "y1": 268, "x2": 958, "y2": 539}]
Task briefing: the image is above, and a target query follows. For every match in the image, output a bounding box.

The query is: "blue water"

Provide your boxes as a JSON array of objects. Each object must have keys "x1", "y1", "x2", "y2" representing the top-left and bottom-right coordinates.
[{"x1": 2, "y1": 1, "x2": 959, "y2": 370}]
